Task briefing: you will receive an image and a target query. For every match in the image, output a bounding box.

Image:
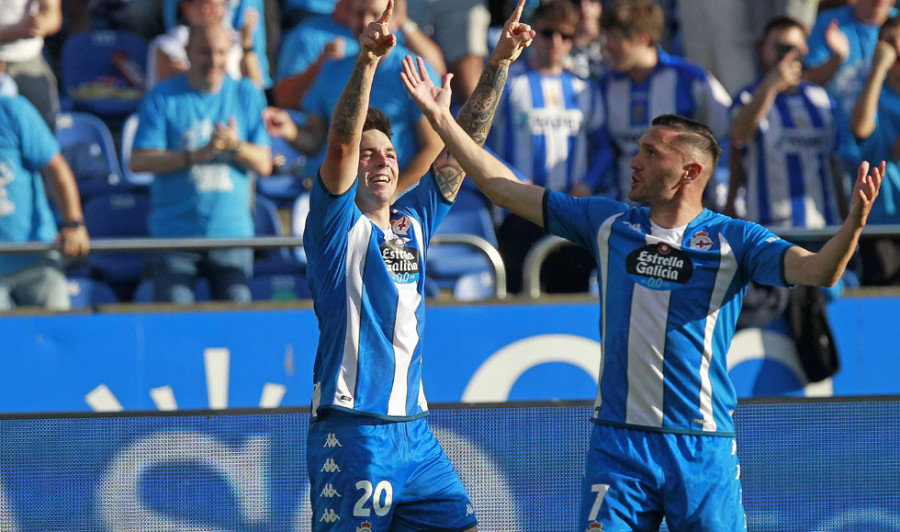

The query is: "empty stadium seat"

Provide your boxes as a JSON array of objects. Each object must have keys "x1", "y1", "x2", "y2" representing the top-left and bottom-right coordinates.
[
  {"x1": 60, "y1": 30, "x2": 147, "y2": 123},
  {"x1": 81, "y1": 190, "x2": 151, "y2": 298},
  {"x1": 55, "y1": 111, "x2": 126, "y2": 199},
  {"x1": 253, "y1": 195, "x2": 305, "y2": 276},
  {"x1": 290, "y1": 192, "x2": 310, "y2": 266},
  {"x1": 132, "y1": 277, "x2": 212, "y2": 303},
  {"x1": 118, "y1": 113, "x2": 154, "y2": 187},
  {"x1": 66, "y1": 276, "x2": 119, "y2": 308},
  {"x1": 427, "y1": 188, "x2": 498, "y2": 294},
  {"x1": 249, "y1": 273, "x2": 310, "y2": 301}
]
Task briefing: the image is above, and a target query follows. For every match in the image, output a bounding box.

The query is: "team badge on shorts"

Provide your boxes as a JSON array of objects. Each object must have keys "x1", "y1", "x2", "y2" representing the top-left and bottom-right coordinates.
[
  {"x1": 585, "y1": 522, "x2": 603, "y2": 531},
  {"x1": 356, "y1": 521, "x2": 372, "y2": 531}
]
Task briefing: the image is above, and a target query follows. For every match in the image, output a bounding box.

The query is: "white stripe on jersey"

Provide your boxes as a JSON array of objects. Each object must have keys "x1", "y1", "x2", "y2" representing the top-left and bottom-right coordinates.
[
  {"x1": 387, "y1": 219, "x2": 425, "y2": 416},
  {"x1": 593, "y1": 213, "x2": 623, "y2": 418},
  {"x1": 699, "y1": 234, "x2": 737, "y2": 432},
  {"x1": 624, "y1": 223, "x2": 683, "y2": 428},
  {"x1": 625, "y1": 283, "x2": 669, "y2": 427},
  {"x1": 336, "y1": 217, "x2": 372, "y2": 409}
]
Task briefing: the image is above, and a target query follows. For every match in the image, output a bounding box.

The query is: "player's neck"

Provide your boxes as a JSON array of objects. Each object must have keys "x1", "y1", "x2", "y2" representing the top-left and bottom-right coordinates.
[
  {"x1": 649, "y1": 200, "x2": 703, "y2": 229},
  {"x1": 360, "y1": 203, "x2": 392, "y2": 230}
]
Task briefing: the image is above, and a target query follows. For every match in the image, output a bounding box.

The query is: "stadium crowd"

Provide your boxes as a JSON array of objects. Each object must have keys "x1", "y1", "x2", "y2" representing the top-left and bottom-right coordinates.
[{"x1": 0, "y1": 0, "x2": 898, "y2": 308}]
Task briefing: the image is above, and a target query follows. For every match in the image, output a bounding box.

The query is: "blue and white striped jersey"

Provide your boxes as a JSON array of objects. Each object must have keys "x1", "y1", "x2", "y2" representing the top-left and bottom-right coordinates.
[
  {"x1": 733, "y1": 81, "x2": 844, "y2": 228},
  {"x1": 596, "y1": 50, "x2": 732, "y2": 201},
  {"x1": 545, "y1": 191, "x2": 795, "y2": 436},
  {"x1": 304, "y1": 171, "x2": 451, "y2": 420},
  {"x1": 488, "y1": 62, "x2": 605, "y2": 192}
]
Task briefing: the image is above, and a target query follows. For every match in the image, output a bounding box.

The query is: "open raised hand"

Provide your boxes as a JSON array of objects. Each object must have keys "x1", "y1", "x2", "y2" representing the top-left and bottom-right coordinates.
[
  {"x1": 492, "y1": 0, "x2": 535, "y2": 64},
  {"x1": 850, "y1": 160, "x2": 884, "y2": 225},
  {"x1": 400, "y1": 55, "x2": 453, "y2": 120},
  {"x1": 360, "y1": 0, "x2": 396, "y2": 60}
]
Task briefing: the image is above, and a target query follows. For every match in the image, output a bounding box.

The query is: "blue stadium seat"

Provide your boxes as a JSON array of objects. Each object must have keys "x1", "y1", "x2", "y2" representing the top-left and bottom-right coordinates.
[
  {"x1": 60, "y1": 30, "x2": 147, "y2": 123},
  {"x1": 82, "y1": 190, "x2": 151, "y2": 296},
  {"x1": 66, "y1": 276, "x2": 119, "y2": 308},
  {"x1": 427, "y1": 188, "x2": 498, "y2": 294},
  {"x1": 253, "y1": 195, "x2": 305, "y2": 275},
  {"x1": 290, "y1": 192, "x2": 310, "y2": 266},
  {"x1": 119, "y1": 113, "x2": 154, "y2": 187},
  {"x1": 132, "y1": 278, "x2": 212, "y2": 303},
  {"x1": 249, "y1": 273, "x2": 311, "y2": 301},
  {"x1": 55, "y1": 111, "x2": 126, "y2": 199}
]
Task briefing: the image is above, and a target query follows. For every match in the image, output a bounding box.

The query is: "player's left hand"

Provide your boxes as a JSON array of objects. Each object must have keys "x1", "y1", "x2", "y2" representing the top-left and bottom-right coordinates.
[
  {"x1": 850, "y1": 160, "x2": 884, "y2": 225},
  {"x1": 401, "y1": 55, "x2": 453, "y2": 119}
]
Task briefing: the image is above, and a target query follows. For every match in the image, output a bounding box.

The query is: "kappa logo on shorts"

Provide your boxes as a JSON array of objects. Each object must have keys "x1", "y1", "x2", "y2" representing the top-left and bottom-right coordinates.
[
  {"x1": 321, "y1": 483, "x2": 342, "y2": 498},
  {"x1": 466, "y1": 504, "x2": 475, "y2": 516},
  {"x1": 321, "y1": 458, "x2": 341, "y2": 473},
  {"x1": 324, "y1": 433, "x2": 343, "y2": 448},
  {"x1": 319, "y1": 509, "x2": 340, "y2": 523}
]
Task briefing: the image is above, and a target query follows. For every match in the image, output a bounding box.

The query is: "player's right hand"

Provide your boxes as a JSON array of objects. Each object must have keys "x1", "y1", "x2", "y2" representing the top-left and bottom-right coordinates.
[{"x1": 360, "y1": 0, "x2": 395, "y2": 60}]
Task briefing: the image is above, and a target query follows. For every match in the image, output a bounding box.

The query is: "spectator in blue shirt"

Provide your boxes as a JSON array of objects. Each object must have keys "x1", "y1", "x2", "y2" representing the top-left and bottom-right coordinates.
[{"x1": 131, "y1": 22, "x2": 272, "y2": 304}]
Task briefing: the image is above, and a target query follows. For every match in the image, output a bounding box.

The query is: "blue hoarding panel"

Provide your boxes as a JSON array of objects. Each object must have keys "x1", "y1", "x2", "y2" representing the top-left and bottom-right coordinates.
[{"x1": 0, "y1": 297, "x2": 898, "y2": 414}]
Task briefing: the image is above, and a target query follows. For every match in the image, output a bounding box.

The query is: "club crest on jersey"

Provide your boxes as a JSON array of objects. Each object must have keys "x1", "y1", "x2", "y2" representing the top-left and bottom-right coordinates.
[
  {"x1": 689, "y1": 231, "x2": 713, "y2": 251},
  {"x1": 625, "y1": 243, "x2": 693, "y2": 290},
  {"x1": 391, "y1": 215, "x2": 412, "y2": 236},
  {"x1": 380, "y1": 239, "x2": 420, "y2": 284}
]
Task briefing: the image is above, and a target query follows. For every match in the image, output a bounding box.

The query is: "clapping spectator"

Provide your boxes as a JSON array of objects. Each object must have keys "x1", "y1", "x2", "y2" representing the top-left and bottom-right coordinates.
[{"x1": 131, "y1": 23, "x2": 272, "y2": 304}]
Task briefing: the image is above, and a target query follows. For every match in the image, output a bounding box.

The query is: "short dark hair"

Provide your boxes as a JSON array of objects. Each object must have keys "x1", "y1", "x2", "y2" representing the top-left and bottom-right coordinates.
[
  {"x1": 600, "y1": 0, "x2": 664, "y2": 47},
  {"x1": 651, "y1": 114, "x2": 722, "y2": 167},
  {"x1": 363, "y1": 107, "x2": 393, "y2": 138},
  {"x1": 762, "y1": 16, "x2": 807, "y2": 41},
  {"x1": 532, "y1": 0, "x2": 579, "y2": 30},
  {"x1": 879, "y1": 16, "x2": 900, "y2": 41}
]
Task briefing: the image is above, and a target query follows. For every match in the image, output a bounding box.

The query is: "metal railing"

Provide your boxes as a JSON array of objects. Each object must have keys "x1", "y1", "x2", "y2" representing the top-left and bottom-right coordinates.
[
  {"x1": 521, "y1": 224, "x2": 900, "y2": 299},
  {"x1": 0, "y1": 234, "x2": 508, "y2": 300}
]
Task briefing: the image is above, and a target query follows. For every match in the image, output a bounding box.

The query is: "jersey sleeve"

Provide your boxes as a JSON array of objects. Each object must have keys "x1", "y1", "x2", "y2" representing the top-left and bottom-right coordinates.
[
  {"x1": 392, "y1": 169, "x2": 452, "y2": 243},
  {"x1": 14, "y1": 96, "x2": 59, "y2": 171},
  {"x1": 738, "y1": 221, "x2": 796, "y2": 287},
  {"x1": 133, "y1": 89, "x2": 168, "y2": 151},
  {"x1": 694, "y1": 71, "x2": 733, "y2": 139},
  {"x1": 804, "y1": 13, "x2": 833, "y2": 69},
  {"x1": 544, "y1": 189, "x2": 624, "y2": 251},
  {"x1": 304, "y1": 172, "x2": 361, "y2": 259}
]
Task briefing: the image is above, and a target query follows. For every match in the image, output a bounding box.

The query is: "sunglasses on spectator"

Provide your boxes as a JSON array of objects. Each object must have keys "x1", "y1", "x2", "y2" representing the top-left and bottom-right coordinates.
[{"x1": 539, "y1": 28, "x2": 575, "y2": 41}]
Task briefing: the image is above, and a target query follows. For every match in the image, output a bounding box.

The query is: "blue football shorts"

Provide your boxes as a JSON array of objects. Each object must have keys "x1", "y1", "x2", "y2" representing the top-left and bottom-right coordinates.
[
  {"x1": 307, "y1": 411, "x2": 477, "y2": 531},
  {"x1": 578, "y1": 422, "x2": 746, "y2": 531}
]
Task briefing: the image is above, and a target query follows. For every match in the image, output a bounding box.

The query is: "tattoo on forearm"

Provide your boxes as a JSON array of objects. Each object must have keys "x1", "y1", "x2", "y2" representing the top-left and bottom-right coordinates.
[
  {"x1": 456, "y1": 61, "x2": 508, "y2": 146},
  {"x1": 434, "y1": 150, "x2": 465, "y2": 200},
  {"x1": 332, "y1": 63, "x2": 370, "y2": 139}
]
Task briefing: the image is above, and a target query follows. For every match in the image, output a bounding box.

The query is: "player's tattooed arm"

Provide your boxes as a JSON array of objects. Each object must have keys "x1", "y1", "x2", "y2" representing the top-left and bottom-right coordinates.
[
  {"x1": 455, "y1": 59, "x2": 509, "y2": 146},
  {"x1": 331, "y1": 62, "x2": 370, "y2": 141}
]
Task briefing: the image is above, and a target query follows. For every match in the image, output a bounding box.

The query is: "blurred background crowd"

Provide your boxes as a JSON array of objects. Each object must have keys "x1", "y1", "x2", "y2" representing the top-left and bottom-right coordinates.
[{"x1": 1, "y1": 0, "x2": 898, "y2": 310}]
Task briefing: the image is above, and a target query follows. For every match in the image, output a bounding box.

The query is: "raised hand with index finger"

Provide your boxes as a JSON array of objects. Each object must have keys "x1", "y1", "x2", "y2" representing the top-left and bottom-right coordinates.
[
  {"x1": 492, "y1": 0, "x2": 536, "y2": 65},
  {"x1": 360, "y1": 0, "x2": 396, "y2": 61}
]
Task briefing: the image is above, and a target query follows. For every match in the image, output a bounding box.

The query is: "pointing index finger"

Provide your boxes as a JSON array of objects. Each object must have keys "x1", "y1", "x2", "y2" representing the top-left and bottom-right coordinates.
[
  {"x1": 507, "y1": 0, "x2": 526, "y2": 25},
  {"x1": 378, "y1": 0, "x2": 394, "y2": 24}
]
